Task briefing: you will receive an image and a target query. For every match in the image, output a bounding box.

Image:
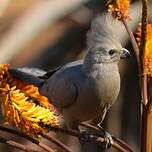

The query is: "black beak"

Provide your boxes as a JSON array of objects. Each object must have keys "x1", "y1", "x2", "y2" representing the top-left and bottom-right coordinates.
[{"x1": 120, "y1": 48, "x2": 131, "y2": 59}]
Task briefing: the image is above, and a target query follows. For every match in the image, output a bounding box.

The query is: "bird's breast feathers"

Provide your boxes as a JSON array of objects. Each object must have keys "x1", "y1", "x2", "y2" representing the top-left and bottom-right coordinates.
[{"x1": 85, "y1": 63, "x2": 120, "y2": 106}]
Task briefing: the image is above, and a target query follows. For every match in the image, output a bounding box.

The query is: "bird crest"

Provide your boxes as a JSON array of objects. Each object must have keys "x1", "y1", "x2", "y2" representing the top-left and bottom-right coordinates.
[{"x1": 86, "y1": 13, "x2": 124, "y2": 51}]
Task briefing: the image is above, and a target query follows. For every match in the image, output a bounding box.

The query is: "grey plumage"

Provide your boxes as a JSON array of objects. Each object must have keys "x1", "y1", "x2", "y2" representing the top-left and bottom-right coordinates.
[
  {"x1": 9, "y1": 13, "x2": 130, "y2": 129},
  {"x1": 86, "y1": 13, "x2": 123, "y2": 51},
  {"x1": 10, "y1": 67, "x2": 45, "y2": 87}
]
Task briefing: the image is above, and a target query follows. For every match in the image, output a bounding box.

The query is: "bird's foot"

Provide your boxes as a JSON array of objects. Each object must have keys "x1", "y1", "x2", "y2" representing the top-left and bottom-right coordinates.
[
  {"x1": 97, "y1": 123, "x2": 113, "y2": 149},
  {"x1": 79, "y1": 131, "x2": 94, "y2": 144}
]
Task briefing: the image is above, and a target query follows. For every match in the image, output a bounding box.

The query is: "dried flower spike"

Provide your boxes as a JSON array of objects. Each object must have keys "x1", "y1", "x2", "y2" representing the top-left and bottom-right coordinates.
[
  {"x1": 1, "y1": 85, "x2": 60, "y2": 134},
  {"x1": 107, "y1": 0, "x2": 131, "y2": 20},
  {"x1": 7, "y1": 75, "x2": 55, "y2": 110},
  {"x1": 0, "y1": 64, "x2": 61, "y2": 135},
  {"x1": 136, "y1": 23, "x2": 152, "y2": 77}
]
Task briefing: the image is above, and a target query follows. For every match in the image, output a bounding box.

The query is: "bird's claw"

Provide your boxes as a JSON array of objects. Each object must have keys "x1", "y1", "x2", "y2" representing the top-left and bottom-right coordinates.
[
  {"x1": 79, "y1": 131, "x2": 94, "y2": 144},
  {"x1": 104, "y1": 131, "x2": 113, "y2": 148},
  {"x1": 97, "y1": 123, "x2": 113, "y2": 149}
]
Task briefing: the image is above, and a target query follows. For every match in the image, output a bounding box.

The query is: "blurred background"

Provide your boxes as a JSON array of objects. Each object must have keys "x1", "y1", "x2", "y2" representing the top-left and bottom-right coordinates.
[{"x1": 0, "y1": 0, "x2": 152, "y2": 151}]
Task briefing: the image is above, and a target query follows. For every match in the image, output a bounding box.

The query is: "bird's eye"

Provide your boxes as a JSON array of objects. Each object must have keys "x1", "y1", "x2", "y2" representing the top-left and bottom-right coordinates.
[{"x1": 109, "y1": 49, "x2": 117, "y2": 55}]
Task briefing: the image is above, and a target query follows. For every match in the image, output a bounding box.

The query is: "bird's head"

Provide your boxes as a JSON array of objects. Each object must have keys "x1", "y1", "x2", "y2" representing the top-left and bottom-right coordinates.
[{"x1": 85, "y1": 13, "x2": 130, "y2": 64}]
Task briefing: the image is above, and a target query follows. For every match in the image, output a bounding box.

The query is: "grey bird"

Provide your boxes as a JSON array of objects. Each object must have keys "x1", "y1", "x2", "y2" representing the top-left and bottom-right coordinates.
[{"x1": 9, "y1": 13, "x2": 130, "y2": 141}]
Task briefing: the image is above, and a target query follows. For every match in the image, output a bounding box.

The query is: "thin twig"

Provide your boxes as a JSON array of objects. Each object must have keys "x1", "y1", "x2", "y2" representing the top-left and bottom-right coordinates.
[
  {"x1": 140, "y1": 105, "x2": 148, "y2": 152},
  {"x1": 120, "y1": 1, "x2": 148, "y2": 151},
  {"x1": 80, "y1": 122, "x2": 134, "y2": 152},
  {"x1": 140, "y1": 0, "x2": 148, "y2": 105},
  {"x1": 0, "y1": 123, "x2": 134, "y2": 152},
  {"x1": 0, "y1": 136, "x2": 41, "y2": 152},
  {"x1": 0, "y1": 125, "x2": 54, "y2": 152},
  {"x1": 40, "y1": 132, "x2": 73, "y2": 152},
  {"x1": 139, "y1": 0, "x2": 148, "y2": 152},
  {"x1": 112, "y1": 141, "x2": 130, "y2": 152},
  {"x1": 146, "y1": 99, "x2": 152, "y2": 152},
  {"x1": 47, "y1": 124, "x2": 134, "y2": 152},
  {"x1": 122, "y1": 19, "x2": 140, "y2": 70},
  {"x1": 112, "y1": 137, "x2": 134, "y2": 152}
]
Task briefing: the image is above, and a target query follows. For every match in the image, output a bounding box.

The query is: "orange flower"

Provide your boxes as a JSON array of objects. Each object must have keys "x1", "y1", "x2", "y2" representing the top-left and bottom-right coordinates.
[
  {"x1": 107, "y1": 0, "x2": 131, "y2": 20},
  {"x1": 136, "y1": 23, "x2": 152, "y2": 77},
  {"x1": 0, "y1": 64, "x2": 61, "y2": 135},
  {"x1": 7, "y1": 75, "x2": 55, "y2": 110}
]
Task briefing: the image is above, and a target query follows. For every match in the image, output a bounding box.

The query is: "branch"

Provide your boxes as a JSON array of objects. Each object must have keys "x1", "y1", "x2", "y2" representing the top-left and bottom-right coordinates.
[
  {"x1": 139, "y1": 0, "x2": 148, "y2": 152},
  {"x1": 120, "y1": 1, "x2": 148, "y2": 151},
  {"x1": 0, "y1": 122, "x2": 135, "y2": 152},
  {"x1": 46, "y1": 124, "x2": 134, "y2": 152},
  {"x1": 0, "y1": 136, "x2": 41, "y2": 152},
  {"x1": 146, "y1": 99, "x2": 152, "y2": 152},
  {"x1": 40, "y1": 132, "x2": 73, "y2": 152},
  {"x1": 122, "y1": 19, "x2": 140, "y2": 70},
  {"x1": 0, "y1": 125, "x2": 55, "y2": 152},
  {"x1": 139, "y1": 0, "x2": 148, "y2": 105},
  {"x1": 80, "y1": 122, "x2": 134, "y2": 152}
]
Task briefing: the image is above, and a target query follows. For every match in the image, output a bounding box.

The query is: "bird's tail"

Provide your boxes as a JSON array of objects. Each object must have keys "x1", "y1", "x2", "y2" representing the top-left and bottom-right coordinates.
[{"x1": 9, "y1": 68, "x2": 45, "y2": 88}]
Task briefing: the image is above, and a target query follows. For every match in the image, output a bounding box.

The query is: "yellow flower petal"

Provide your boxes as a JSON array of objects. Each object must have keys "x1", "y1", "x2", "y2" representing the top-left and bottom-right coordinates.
[{"x1": 0, "y1": 64, "x2": 61, "y2": 135}]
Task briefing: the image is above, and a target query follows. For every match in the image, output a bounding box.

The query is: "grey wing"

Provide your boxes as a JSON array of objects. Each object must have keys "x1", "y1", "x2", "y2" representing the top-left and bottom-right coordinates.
[
  {"x1": 13, "y1": 67, "x2": 46, "y2": 77},
  {"x1": 9, "y1": 67, "x2": 45, "y2": 87},
  {"x1": 41, "y1": 60, "x2": 83, "y2": 108},
  {"x1": 9, "y1": 67, "x2": 62, "y2": 88},
  {"x1": 38, "y1": 66, "x2": 62, "y2": 79},
  {"x1": 47, "y1": 77, "x2": 78, "y2": 109}
]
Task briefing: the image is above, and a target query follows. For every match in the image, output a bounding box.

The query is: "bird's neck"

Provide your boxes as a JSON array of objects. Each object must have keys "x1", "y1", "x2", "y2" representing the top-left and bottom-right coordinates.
[{"x1": 83, "y1": 54, "x2": 119, "y2": 78}]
